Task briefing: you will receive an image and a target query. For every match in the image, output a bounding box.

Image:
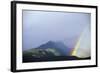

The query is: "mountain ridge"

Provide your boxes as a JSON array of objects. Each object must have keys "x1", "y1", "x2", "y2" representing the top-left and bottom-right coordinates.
[{"x1": 36, "y1": 41, "x2": 71, "y2": 56}]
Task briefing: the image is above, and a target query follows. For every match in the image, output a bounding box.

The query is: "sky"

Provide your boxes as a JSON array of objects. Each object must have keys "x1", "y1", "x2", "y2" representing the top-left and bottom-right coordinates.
[{"x1": 22, "y1": 10, "x2": 91, "y2": 51}]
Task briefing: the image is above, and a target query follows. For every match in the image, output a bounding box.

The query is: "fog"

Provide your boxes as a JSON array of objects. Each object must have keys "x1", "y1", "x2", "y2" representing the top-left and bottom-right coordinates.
[{"x1": 22, "y1": 10, "x2": 91, "y2": 50}]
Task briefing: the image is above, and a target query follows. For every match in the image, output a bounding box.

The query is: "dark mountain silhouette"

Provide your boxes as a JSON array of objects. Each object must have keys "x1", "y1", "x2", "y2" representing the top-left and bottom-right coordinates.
[{"x1": 37, "y1": 41, "x2": 71, "y2": 56}]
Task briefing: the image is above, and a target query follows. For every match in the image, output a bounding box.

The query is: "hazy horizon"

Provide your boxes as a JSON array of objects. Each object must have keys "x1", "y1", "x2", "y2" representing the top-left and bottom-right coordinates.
[{"x1": 22, "y1": 10, "x2": 91, "y2": 51}]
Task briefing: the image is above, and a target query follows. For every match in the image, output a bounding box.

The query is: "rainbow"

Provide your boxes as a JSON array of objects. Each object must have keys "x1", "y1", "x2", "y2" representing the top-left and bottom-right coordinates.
[{"x1": 71, "y1": 26, "x2": 90, "y2": 58}]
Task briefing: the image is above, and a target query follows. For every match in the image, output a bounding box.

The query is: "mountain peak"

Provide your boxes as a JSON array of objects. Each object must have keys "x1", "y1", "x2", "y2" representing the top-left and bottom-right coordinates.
[
  {"x1": 47, "y1": 41, "x2": 55, "y2": 44},
  {"x1": 37, "y1": 40, "x2": 56, "y2": 49},
  {"x1": 36, "y1": 40, "x2": 71, "y2": 55}
]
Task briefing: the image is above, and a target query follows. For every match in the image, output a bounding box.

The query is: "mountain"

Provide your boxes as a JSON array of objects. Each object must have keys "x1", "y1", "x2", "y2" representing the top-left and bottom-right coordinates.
[
  {"x1": 37, "y1": 41, "x2": 56, "y2": 49},
  {"x1": 55, "y1": 41, "x2": 71, "y2": 55},
  {"x1": 23, "y1": 41, "x2": 91, "y2": 63},
  {"x1": 37, "y1": 41, "x2": 70, "y2": 56}
]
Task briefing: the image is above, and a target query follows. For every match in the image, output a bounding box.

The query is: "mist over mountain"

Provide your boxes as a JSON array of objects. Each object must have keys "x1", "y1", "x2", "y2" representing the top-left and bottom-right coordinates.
[{"x1": 37, "y1": 41, "x2": 71, "y2": 56}]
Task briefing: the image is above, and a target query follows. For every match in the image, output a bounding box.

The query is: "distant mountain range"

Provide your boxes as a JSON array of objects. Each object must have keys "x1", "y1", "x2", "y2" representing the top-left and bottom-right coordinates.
[{"x1": 36, "y1": 41, "x2": 71, "y2": 56}]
